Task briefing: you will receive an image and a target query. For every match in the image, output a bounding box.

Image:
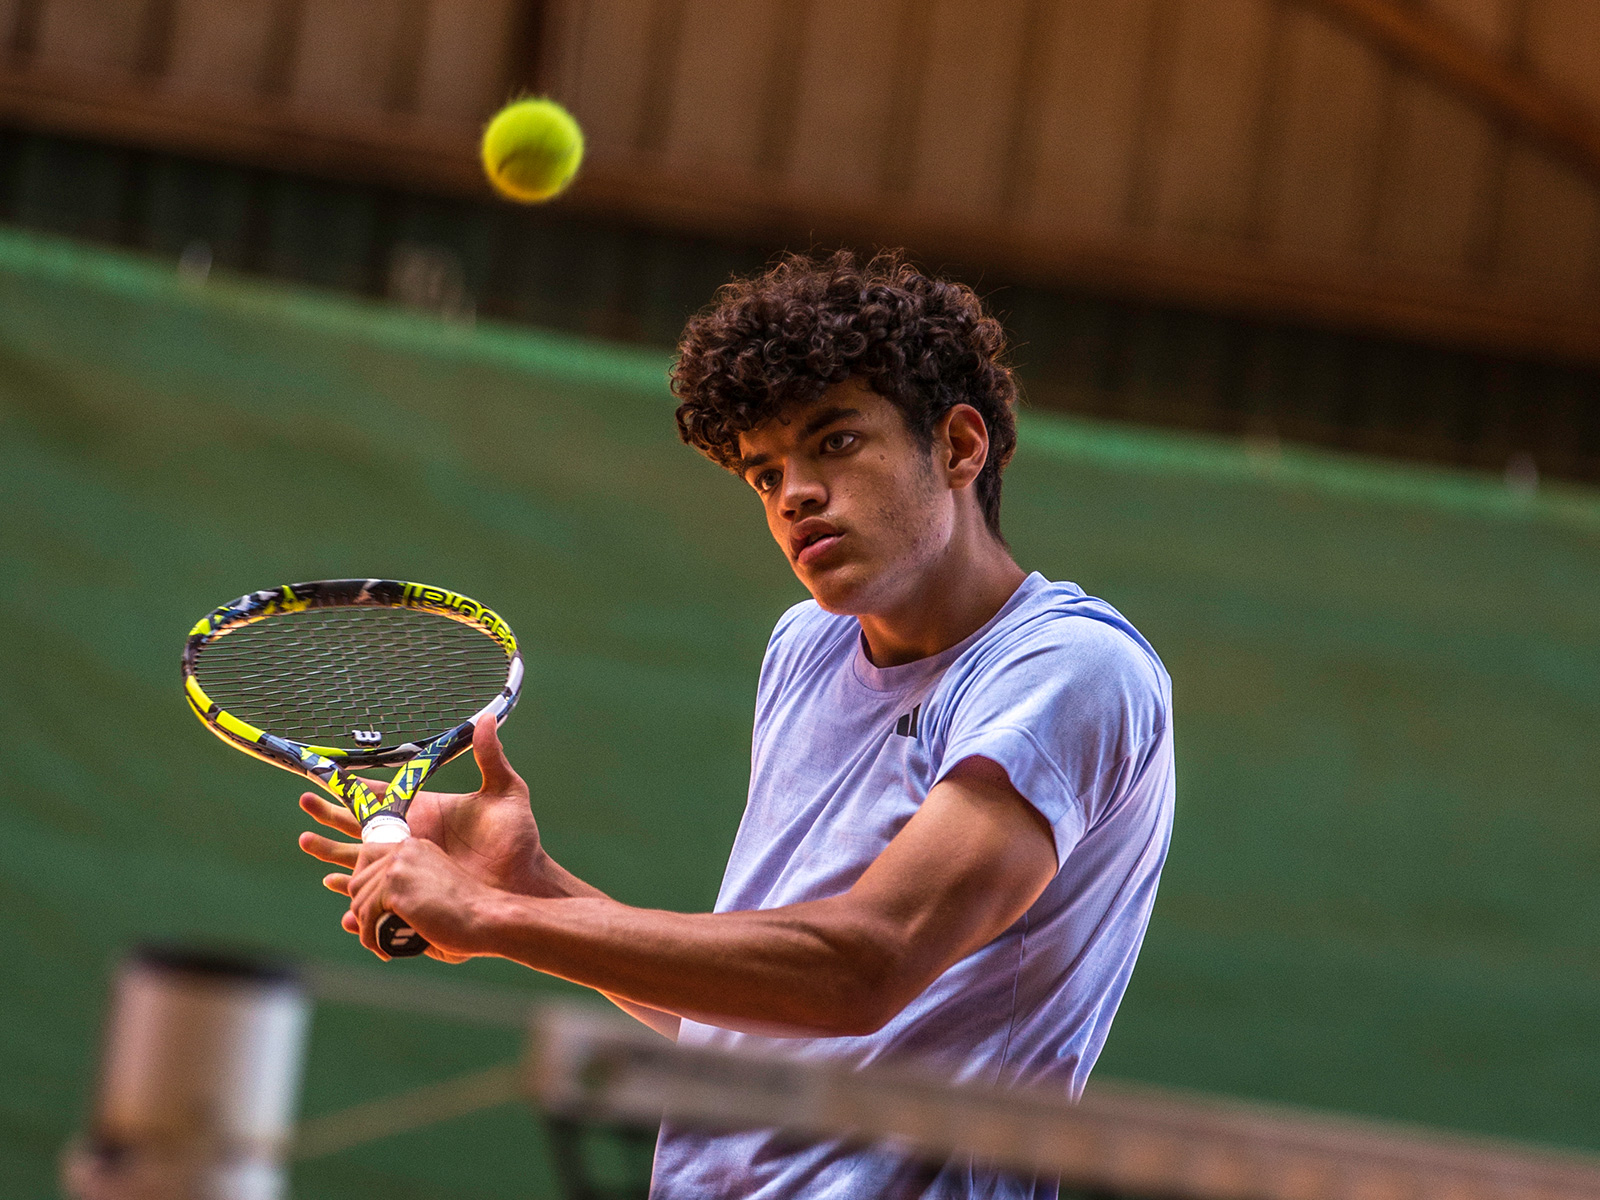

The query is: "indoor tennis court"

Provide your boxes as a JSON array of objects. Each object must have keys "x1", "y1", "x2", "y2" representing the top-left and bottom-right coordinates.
[{"x1": 3, "y1": 2, "x2": 1600, "y2": 1199}]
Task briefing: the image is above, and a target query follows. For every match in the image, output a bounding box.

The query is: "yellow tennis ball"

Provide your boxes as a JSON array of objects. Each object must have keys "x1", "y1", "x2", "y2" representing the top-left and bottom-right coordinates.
[{"x1": 481, "y1": 98, "x2": 584, "y2": 203}]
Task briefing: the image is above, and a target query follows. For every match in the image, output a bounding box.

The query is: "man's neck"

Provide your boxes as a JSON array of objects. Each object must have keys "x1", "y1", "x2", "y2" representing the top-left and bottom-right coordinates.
[{"x1": 856, "y1": 534, "x2": 1027, "y2": 668}]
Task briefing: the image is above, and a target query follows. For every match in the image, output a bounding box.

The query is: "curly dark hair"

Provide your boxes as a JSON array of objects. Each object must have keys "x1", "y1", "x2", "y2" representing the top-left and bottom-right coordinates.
[{"x1": 672, "y1": 250, "x2": 1019, "y2": 536}]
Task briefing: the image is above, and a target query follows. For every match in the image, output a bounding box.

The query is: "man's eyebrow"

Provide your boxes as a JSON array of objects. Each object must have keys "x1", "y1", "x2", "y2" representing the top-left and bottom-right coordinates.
[
  {"x1": 737, "y1": 406, "x2": 863, "y2": 476},
  {"x1": 800, "y1": 406, "x2": 861, "y2": 438}
]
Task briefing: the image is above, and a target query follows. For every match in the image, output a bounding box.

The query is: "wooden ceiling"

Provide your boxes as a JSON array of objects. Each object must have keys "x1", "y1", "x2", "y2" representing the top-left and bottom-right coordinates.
[{"x1": 6, "y1": 0, "x2": 1600, "y2": 365}]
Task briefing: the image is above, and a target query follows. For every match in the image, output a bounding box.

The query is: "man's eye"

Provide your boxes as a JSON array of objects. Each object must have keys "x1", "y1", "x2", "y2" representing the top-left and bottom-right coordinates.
[
  {"x1": 821, "y1": 431, "x2": 855, "y2": 452},
  {"x1": 754, "y1": 469, "x2": 781, "y2": 492}
]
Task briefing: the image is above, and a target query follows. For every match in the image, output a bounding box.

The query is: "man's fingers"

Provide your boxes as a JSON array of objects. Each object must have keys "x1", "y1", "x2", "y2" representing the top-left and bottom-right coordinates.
[
  {"x1": 472, "y1": 714, "x2": 523, "y2": 796},
  {"x1": 348, "y1": 874, "x2": 386, "y2": 957},
  {"x1": 322, "y1": 872, "x2": 352, "y2": 896},
  {"x1": 300, "y1": 831, "x2": 359, "y2": 867},
  {"x1": 349, "y1": 840, "x2": 398, "y2": 888},
  {"x1": 299, "y1": 793, "x2": 360, "y2": 836}
]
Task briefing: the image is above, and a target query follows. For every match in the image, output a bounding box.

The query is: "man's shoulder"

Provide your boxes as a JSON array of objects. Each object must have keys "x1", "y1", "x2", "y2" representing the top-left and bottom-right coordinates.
[
  {"x1": 769, "y1": 598, "x2": 847, "y2": 645},
  {"x1": 939, "y1": 582, "x2": 1173, "y2": 815},
  {"x1": 955, "y1": 578, "x2": 1171, "y2": 728},
  {"x1": 991, "y1": 580, "x2": 1164, "y2": 678},
  {"x1": 761, "y1": 599, "x2": 854, "y2": 672}
]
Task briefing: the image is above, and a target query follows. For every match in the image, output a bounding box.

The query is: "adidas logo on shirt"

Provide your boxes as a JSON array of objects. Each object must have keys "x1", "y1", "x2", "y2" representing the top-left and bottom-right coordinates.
[{"x1": 893, "y1": 704, "x2": 921, "y2": 739}]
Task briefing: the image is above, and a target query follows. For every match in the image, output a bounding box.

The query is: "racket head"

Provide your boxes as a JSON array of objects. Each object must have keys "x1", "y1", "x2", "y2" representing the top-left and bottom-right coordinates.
[{"x1": 181, "y1": 579, "x2": 523, "y2": 819}]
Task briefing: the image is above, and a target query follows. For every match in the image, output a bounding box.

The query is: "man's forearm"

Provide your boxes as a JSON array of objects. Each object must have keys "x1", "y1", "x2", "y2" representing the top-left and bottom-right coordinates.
[
  {"x1": 471, "y1": 891, "x2": 904, "y2": 1037},
  {"x1": 520, "y1": 851, "x2": 684, "y2": 1038},
  {"x1": 465, "y1": 758, "x2": 1055, "y2": 1037}
]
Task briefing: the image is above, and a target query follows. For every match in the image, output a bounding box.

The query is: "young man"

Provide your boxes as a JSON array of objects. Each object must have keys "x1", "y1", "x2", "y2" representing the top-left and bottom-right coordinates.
[{"x1": 300, "y1": 251, "x2": 1175, "y2": 1199}]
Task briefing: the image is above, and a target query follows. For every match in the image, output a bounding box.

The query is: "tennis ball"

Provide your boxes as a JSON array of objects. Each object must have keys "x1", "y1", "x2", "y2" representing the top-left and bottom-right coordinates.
[{"x1": 481, "y1": 98, "x2": 584, "y2": 203}]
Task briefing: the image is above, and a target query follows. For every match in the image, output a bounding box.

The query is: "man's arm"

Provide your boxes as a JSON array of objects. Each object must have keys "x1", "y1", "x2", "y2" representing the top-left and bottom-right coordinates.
[
  {"x1": 298, "y1": 719, "x2": 682, "y2": 1038},
  {"x1": 344, "y1": 755, "x2": 1058, "y2": 1037},
  {"x1": 509, "y1": 853, "x2": 683, "y2": 1039}
]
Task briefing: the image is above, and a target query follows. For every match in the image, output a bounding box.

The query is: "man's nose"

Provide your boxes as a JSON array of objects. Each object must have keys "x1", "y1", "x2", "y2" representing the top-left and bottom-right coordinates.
[{"x1": 778, "y1": 460, "x2": 826, "y2": 518}]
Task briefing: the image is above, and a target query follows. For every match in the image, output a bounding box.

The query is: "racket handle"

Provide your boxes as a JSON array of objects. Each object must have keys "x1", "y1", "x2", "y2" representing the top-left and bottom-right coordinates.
[
  {"x1": 375, "y1": 913, "x2": 429, "y2": 958},
  {"x1": 361, "y1": 815, "x2": 431, "y2": 959}
]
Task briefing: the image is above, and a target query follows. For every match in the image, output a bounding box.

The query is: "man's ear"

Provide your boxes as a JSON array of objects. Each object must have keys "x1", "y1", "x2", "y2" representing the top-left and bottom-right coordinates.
[{"x1": 937, "y1": 404, "x2": 990, "y2": 490}]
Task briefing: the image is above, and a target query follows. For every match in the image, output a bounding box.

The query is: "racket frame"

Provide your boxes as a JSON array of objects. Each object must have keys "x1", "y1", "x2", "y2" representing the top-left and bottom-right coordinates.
[{"x1": 181, "y1": 578, "x2": 523, "y2": 831}]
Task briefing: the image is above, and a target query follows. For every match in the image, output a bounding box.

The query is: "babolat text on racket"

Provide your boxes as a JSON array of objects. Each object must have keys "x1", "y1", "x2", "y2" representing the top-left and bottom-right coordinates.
[{"x1": 181, "y1": 579, "x2": 523, "y2": 957}]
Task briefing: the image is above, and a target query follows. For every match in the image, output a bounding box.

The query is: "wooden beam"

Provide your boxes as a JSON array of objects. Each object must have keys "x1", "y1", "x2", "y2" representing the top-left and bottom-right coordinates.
[
  {"x1": 569, "y1": 156, "x2": 1600, "y2": 369},
  {"x1": 3, "y1": 64, "x2": 1600, "y2": 367},
  {"x1": 1302, "y1": 0, "x2": 1600, "y2": 184},
  {"x1": 0, "y1": 66, "x2": 475, "y2": 192}
]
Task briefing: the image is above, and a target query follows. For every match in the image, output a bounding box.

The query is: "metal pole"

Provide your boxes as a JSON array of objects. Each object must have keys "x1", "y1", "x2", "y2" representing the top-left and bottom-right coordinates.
[{"x1": 62, "y1": 946, "x2": 310, "y2": 1200}]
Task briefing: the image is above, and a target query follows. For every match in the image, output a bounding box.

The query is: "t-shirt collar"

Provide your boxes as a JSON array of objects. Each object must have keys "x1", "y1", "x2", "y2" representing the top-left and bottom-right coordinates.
[{"x1": 850, "y1": 572, "x2": 1046, "y2": 693}]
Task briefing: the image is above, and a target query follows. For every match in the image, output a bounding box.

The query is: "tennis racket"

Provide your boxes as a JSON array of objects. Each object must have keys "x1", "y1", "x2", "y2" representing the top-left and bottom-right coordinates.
[{"x1": 182, "y1": 579, "x2": 523, "y2": 957}]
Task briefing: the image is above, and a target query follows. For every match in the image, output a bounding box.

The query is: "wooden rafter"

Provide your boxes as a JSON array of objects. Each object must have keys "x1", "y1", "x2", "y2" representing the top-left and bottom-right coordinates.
[{"x1": 1303, "y1": 0, "x2": 1600, "y2": 184}]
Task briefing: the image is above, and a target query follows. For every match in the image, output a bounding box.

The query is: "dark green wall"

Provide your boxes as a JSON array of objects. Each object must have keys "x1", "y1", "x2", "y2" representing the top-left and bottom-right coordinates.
[{"x1": 2, "y1": 230, "x2": 1598, "y2": 1199}]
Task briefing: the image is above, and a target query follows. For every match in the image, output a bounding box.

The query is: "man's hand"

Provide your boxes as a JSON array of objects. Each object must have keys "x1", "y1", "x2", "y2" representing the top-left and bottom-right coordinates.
[
  {"x1": 300, "y1": 714, "x2": 627, "y2": 967},
  {"x1": 340, "y1": 837, "x2": 505, "y2": 960},
  {"x1": 299, "y1": 714, "x2": 552, "y2": 899},
  {"x1": 297, "y1": 720, "x2": 547, "y2": 966}
]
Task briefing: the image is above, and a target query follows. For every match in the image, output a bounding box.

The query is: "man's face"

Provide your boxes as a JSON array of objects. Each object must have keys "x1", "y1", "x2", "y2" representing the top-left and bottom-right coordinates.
[{"x1": 736, "y1": 378, "x2": 953, "y2": 615}]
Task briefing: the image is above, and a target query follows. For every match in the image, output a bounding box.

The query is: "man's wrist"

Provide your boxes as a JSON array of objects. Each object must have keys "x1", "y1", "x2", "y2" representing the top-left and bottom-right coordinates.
[
  {"x1": 518, "y1": 846, "x2": 570, "y2": 898},
  {"x1": 465, "y1": 887, "x2": 535, "y2": 957},
  {"x1": 524, "y1": 846, "x2": 610, "y2": 902},
  {"x1": 491, "y1": 843, "x2": 560, "y2": 898}
]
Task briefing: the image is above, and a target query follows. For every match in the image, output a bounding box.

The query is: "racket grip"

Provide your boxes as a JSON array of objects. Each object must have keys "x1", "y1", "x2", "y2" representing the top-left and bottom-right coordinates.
[{"x1": 361, "y1": 815, "x2": 431, "y2": 959}]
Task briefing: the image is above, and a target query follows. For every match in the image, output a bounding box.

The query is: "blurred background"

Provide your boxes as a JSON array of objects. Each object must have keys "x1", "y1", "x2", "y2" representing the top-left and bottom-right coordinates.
[{"x1": 1, "y1": 0, "x2": 1598, "y2": 1197}]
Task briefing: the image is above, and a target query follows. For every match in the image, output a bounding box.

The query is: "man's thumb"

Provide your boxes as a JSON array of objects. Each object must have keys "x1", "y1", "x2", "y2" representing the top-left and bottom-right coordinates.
[{"x1": 472, "y1": 714, "x2": 520, "y2": 794}]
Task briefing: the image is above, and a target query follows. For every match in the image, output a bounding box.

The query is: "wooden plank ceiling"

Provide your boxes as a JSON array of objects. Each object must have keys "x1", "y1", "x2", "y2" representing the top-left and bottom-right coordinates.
[{"x1": 4, "y1": 0, "x2": 1600, "y2": 365}]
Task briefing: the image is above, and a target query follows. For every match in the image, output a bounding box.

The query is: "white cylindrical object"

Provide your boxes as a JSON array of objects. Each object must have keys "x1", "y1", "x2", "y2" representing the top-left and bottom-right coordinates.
[
  {"x1": 361, "y1": 813, "x2": 411, "y2": 843},
  {"x1": 62, "y1": 946, "x2": 310, "y2": 1200}
]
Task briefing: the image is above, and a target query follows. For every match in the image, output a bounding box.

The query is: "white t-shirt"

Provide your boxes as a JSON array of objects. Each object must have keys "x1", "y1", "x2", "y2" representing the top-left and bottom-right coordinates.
[{"x1": 651, "y1": 573, "x2": 1175, "y2": 1200}]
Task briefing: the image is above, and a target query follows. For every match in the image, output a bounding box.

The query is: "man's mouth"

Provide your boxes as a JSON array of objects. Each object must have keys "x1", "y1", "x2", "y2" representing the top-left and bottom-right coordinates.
[
  {"x1": 790, "y1": 522, "x2": 843, "y2": 566},
  {"x1": 797, "y1": 532, "x2": 842, "y2": 566}
]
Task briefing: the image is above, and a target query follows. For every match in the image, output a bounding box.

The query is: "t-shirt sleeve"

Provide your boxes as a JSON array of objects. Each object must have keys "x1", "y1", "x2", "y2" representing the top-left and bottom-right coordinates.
[
  {"x1": 755, "y1": 601, "x2": 822, "y2": 704},
  {"x1": 933, "y1": 616, "x2": 1168, "y2": 866}
]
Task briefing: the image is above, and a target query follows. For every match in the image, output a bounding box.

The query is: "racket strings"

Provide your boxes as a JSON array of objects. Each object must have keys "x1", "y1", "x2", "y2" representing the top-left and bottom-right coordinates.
[{"x1": 193, "y1": 606, "x2": 510, "y2": 749}]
